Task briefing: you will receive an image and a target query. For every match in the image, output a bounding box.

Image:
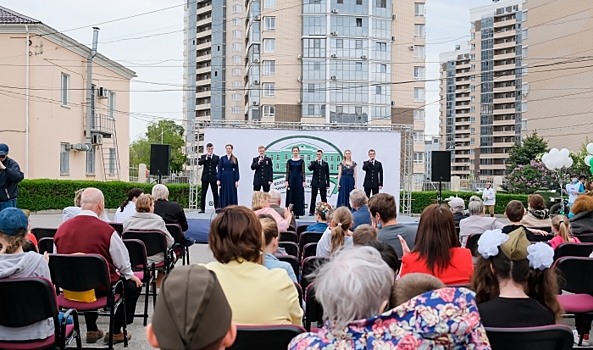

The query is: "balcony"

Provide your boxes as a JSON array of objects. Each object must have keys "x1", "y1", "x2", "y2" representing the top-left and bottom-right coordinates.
[
  {"x1": 494, "y1": 39, "x2": 516, "y2": 49},
  {"x1": 493, "y1": 73, "x2": 516, "y2": 82},
  {"x1": 196, "y1": 90, "x2": 211, "y2": 99},
  {"x1": 493, "y1": 118, "x2": 515, "y2": 125},
  {"x1": 493, "y1": 141, "x2": 515, "y2": 148},
  {"x1": 494, "y1": 62, "x2": 516, "y2": 72},
  {"x1": 90, "y1": 113, "x2": 115, "y2": 136},
  {"x1": 196, "y1": 17, "x2": 212, "y2": 27},
  {"x1": 494, "y1": 17, "x2": 516, "y2": 28},
  {"x1": 494, "y1": 51, "x2": 516, "y2": 61},
  {"x1": 196, "y1": 38, "x2": 212, "y2": 50},
  {"x1": 196, "y1": 66, "x2": 211, "y2": 75},
  {"x1": 196, "y1": 4, "x2": 212, "y2": 16},
  {"x1": 195, "y1": 102, "x2": 211, "y2": 111},
  {"x1": 493, "y1": 84, "x2": 515, "y2": 93},
  {"x1": 493, "y1": 129, "x2": 515, "y2": 136},
  {"x1": 493, "y1": 29, "x2": 516, "y2": 40},
  {"x1": 196, "y1": 78, "x2": 211, "y2": 86}
]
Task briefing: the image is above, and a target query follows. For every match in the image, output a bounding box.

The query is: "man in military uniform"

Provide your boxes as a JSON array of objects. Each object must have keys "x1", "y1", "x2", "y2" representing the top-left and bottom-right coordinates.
[
  {"x1": 308, "y1": 150, "x2": 330, "y2": 216},
  {"x1": 198, "y1": 143, "x2": 219, "y2": 213},
  {"x1": 362, "y1": 149, "x2": 383, "y2": 198},
  {"x1": 250, "y1": 145, "x2": 274, "y2": 192}
]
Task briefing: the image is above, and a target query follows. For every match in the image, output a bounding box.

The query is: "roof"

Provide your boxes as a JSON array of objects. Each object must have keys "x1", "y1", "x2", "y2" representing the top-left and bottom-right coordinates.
[{"x1": 0, "y1": 6, "x2": 41, "y2": 24}]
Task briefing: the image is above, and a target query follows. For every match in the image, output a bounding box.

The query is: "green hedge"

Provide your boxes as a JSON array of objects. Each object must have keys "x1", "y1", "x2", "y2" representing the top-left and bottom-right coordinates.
[
  {"x1": 18, "y1": 179, "x2": 191, "y2": 212},
  {"x1": 410, "y1": 191, "x2": 529, "y2": 214}
]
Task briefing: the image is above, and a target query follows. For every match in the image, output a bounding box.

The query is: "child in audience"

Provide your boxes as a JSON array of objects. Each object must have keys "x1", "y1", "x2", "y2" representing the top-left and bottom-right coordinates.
[
  {"x1": 470, "y1": 228, "x2": 561, "y2": 328},
  {"x1": 352, "y1": 224, "x2": 377, "y2": 245},
  {"x1": 365, "y1": 240, "x2": 400, "y2": 276},
  {"x1": 549, "y1": 215, "x2": 581, "y2": 249},
  {"x1": 259, "y1": 216, "x2": 297, "y2": 282},
  {"x1": 147, "y1": 265, "x2": 237, "y2": 350},
  {"x1": 502, "y1": 200, "x2": 548, "y2": 241},
  {"x1": 306, "y1": 202, "x2": 332, "y2": 233},
  {"x1": 316, "y1": 207, "x2": 353, "y2": 256},
  {"x1": 391, "y1": 273, "x2": 446, "y2": 307}
]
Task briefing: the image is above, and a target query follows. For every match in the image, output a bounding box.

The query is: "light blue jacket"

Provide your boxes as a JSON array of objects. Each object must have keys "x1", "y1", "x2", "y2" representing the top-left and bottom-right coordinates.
[{"x1": 263, "y1": 252, "x2": 297, "y2": 282}]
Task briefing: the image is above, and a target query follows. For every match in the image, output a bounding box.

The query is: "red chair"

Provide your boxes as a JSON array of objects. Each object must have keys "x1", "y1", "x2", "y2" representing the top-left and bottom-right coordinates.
[
  {"x1": 123, "y1": 239, "x2": 155, "y2": 326},
  {"x1": 226, "y1": 324, "x2": 306, "y2": 350},
  {"x1": 485, "y1": 324, "x2": 574, "y2": 350},
  {"x1": 0, "y1": 278, "x2": 82, "y2": 350}
]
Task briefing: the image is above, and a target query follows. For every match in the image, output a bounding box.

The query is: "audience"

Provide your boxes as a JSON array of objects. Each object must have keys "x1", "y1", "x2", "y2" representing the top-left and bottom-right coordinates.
[
  {"x1": 146, "y1": 265, "x2": 237, "y2": 350},
  {"x1": 268, "y1": 189, "x2": 296, "y2": 229},
  {"x1": 306, "y1": 202, "x2": 332, "y2": 232},
  {"x1": 206, "y1": 206, "x2": 302, "y2": 325},
  {"x1": 123, "y1": 194, "x2": 174, "y2": 287},
  {"x1": 259, "y1": 216, "x2": 297, "y2": 282},
  {"x1": 54, "y1": 188, "x2": 142, "y2": 344},
  {"x1": 549, "y1": 215, "x2": 581, "y2": 249},
  {"x1": 316, "y1": 206, "x2": 353, "y2": 256},
  {"x1": 520, "y1": 194, "x2": 551, "y2": 227},
  {"x1": 114, "y1": 188, "x2": 143, "y2": 223},
  {"x1": 569, "y1": 195, "x2": 593, "y2": 235},
  {"x1": 502, "y1": 200, "x2": 545, "y2": 241},
  {"x1": 352, "y1": 224, "x2": 377, "y2": 245},
  {"x1": 252, "y1": 192, "x2": 292, "y2": 232},
  {"x1": 459, "y1": 196, "x2": 504, "y2": 247},
  {"x1": 365, "y1": 240, "x2": 400, "y2": 276},
  {"x1": 152, "y1": 184, "x2": 188, "y2": 232},
  {"x1": 471, "y1": 229, "x2": 561, "y2": 328},
  {"x1": 448, "y1": 197, "x2": 468, "y2": 226},
  {"x1": 390, "y1": 273, "x2": 445, "y2": 307},
  {"x1": 349, "y1": 189, "x2": 371, "y2": 229},
  {"x1": 369, "y1": 193, "x2": 416, "y2": 258},
  {"x1": 399, "y1": 204, "x2": 474, "y2": 285},
  {"x1": 62, "y1": 188, "x2": 109, "y2": 222}
]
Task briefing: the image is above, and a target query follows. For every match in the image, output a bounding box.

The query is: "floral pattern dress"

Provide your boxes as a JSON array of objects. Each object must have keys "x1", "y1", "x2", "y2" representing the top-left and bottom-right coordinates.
[{"x1": 289, "y1": 287, "x2": 491, "y2": 350}]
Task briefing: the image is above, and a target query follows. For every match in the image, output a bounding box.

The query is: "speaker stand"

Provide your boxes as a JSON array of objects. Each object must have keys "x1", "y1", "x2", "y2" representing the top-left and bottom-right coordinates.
[
  {"x1": 158, "y1": 175, "x2": 162, "y2": 184},
  {"x1": 437, "y1": 181, "x2": 443, "y2": 205}
]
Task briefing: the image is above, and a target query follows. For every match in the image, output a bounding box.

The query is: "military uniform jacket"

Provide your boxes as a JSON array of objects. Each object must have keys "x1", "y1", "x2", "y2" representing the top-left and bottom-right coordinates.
[
  {"x1": 198, "y1": 154, "x2": 219, "y2": 182},
  {"x1": 308, "y1": 160, "x2": 330, "y2": 188},
  {"x1": 251, "y1": 156, "x2": 274, "y2": 186},
  {"x1": 362, "y1": 160, "x2": 383, "y2": 188}
]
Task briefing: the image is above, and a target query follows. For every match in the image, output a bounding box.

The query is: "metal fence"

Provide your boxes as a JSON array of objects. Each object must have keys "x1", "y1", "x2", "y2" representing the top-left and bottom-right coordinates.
[{"x1": 129, "y1": 167, "x2": 190, "y2": 184}]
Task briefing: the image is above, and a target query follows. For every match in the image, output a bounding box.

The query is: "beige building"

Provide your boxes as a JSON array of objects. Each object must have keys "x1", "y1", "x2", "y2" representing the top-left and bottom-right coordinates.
[
  {"x1": 521, "y1": 0, "x2": 593, "y2": 151},
  {"x1": 0, "y1": 6, "x2": 135, "y2": 181},
  {"x1": 185, "y1": 0, "x2": 427, "y2": 186}
]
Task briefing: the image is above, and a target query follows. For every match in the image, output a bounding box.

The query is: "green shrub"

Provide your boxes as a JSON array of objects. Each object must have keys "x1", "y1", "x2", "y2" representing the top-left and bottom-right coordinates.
[
  {"x1": 410, "y1": 191, "x2": 529, "y2": 214},
  {"x1": 18, "y1": 179, "x2": 191, "y2": 212}
]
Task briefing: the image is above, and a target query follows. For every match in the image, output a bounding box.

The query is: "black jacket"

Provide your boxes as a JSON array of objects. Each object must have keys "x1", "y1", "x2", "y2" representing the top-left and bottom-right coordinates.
[
  {"x1": 308, "y1": 160, "x2": 330, "y2": 188},
  {"x1": 198, "y1": 154, "x2": 219, "y2": 182},
  {"x1": 154, "y1": 199, "x2": 189, "y2": 232},
  {"x1": 251, "y1": 156, "x2": 274, "y2": 186},
  {"x1": 362, "y1": 160, "x2": 383, "y2": 188},
  {"x1": 570, "y1": 210, "x2": 593, "y2": 235},
  {"x1": 0, "y1": 157, "x2": 24, "y2": 201}
]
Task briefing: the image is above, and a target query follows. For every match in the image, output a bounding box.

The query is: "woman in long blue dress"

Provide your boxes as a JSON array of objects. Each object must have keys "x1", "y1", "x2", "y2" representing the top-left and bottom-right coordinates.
[
  {"x1": 336, "y1": 150, "x2": 357, "y2": 209},
  {"x1": 285, "y1": 146, "x2": 305, "y2": 218},
  {"x1": 217, "y1": 144, "x2": 239, "y2": 208}
]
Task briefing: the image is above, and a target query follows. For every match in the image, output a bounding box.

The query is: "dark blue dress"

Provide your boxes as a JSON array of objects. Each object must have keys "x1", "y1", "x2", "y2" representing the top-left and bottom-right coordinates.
[
  {"x1": 337, "y1": 162, "x2": 357, "y2": 209},
  {"x1": 217, "y1": 155, "x2": 239, "y2": 208},
  {"x1": 285, "y1": 159, "x2": 305, "y2": 216}
]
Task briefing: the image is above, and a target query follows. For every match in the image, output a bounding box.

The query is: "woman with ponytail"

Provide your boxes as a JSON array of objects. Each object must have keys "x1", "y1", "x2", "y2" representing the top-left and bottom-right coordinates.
[
  {"x1": 316, "y1": 206, "x2": 353, "y2": 256},
  {"x1": 114, "y1": 188, "x2": 143, "y2": 223},
  {"x1": 549, "y1": 215, "x2": 581, "y2": 249},
  {"x1": 217, "y1": 144, "x2": 240, "y2": 208}
]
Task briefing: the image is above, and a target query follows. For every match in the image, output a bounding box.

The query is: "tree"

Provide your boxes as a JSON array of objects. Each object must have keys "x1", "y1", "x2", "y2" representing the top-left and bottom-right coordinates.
[
  {"x1": 570, "y1": 137, "x2": 591, "y2": 177},
  {"x1": 129, "y1": 120, "x2": 188, "y2": 173},
  {"x1": 505, "y1": 160, "x2": 560, "y2": 194},
  {"x1": 506, "y1": 131, "x2": 548, "y2": 172}
]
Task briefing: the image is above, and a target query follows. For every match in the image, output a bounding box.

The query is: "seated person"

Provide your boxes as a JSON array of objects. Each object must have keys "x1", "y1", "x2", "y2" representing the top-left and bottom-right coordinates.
[
  {"x1": 470, "y1": 229, "x2": 561, "y2": 328},
  {"x1": 520, "y1": 194, "x2": 551, "y2": 228},
  {"x1": 114, "y1": 188, "x2": 143, "y2": 223},
  {"x1": 352, "y1": 224, "x2": 377, "y2": 246},
  {"x1": 549, "y1": 215, "x2": 581, "y2": 249},
  {"x1": 365, "y1": 240, "x2": 400, "y2": 277},
  {"x1": 259, "y1": 216, "x2": 297, "y2": 282},
  {"x1": 459, "y1": 196, "x2": 504, "y2": 247},
  {"x1": 268, "y1": 189, "x2": 296, "y2": 230},
  {"x1": 146, "y1": 265, "x2": 237, "y2": 350},
  {"x1": 62, "y1": 188, "x2": 110, "y2": 222},
  {"x1": 502, "y1": 200, "x2": 547, "y2": 241},
  {"x1": 369, "y1": 193, "x2": 416, "y2": 258},
  {"x1": 448, "y1": 197, "x2": 469, "y2": 227},
  {"x1": 152, "y1": 184, "x2": 188, "y2": 232},
  {"x1": 306, "y1": 202, "x2": 332, "y2": 233},
  {"x1": 252, "y1": 192, "x2": 291, "y2": 232},
  {"x1": 391, "y1": 273, "x2": 445, "y2": 306},
  {"x1": 569, "y1": 195, "x2": 593, "y2": 235},
  {"x1": 350, "y1": 189, "x2": 372, "y2": 229},
  {"x1": 316, "y1": 207, "x2": 353, "y2": 256}
]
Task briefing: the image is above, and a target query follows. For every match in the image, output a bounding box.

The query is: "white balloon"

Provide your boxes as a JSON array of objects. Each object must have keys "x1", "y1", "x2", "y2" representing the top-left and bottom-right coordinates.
[
  {"x1": 586, "y1": 155, "x2": 593, "y2": 165},
  {"x1": 560, "y1": 148, "x2": 570, "y2": 157},
  {"x1": 545, "y1": 162, "x2": 555, "y2": 170},
  {"x1": 542, "y1": 153, "x2": 550, "y2": 163},
  {"x1": 565, "y1": 158, "x2": 574, "y2": 168},
  {"x1": 587, "y1": 143, "x2": 593, "y2": 154}
]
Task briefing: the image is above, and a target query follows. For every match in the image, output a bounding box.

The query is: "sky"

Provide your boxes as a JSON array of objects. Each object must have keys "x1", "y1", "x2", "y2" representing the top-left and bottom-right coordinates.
[{"x1": 2, "y1": 0, "x2": 488, "y2": 140}]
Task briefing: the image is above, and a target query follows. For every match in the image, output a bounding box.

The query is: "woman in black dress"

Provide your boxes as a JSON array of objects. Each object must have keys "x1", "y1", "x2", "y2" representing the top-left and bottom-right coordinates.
[{"x1": 285, "y1": 147, "x2": 305, "y2": 218}]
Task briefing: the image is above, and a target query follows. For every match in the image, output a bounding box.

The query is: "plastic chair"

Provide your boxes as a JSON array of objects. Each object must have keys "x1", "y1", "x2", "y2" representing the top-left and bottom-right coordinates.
[
  {"x1": 279, "y1": 241, "x2": 299, "y2": 258},
  {"x1": 226, "y1": 324, "x2": 306, "y2": 350},
  {"x1": 294, "y1": 282, "x2": 303, "y2": 308},
  {"x1": 553, "y1": 242, "x2": 593, "y2": 262},
  {"x1": 0, "y1": 278, "x2": 82, "y2": 350},
  {"x1": 48, "y1": 254, "x2": 128, "y2": 349},
  {"x1": 301, "y1": 256, "x2": 328, "y2": 291},
  {"x1": 166, "y1": 223, "x2": 192, "y2": 265},
  {"x1": 279, "y1": 231, "x2": 298, "y2": 243},
  {"x1": 38, "y1": 237, "x2": 54, "y2": 255},
  {"x1": 485, "y1": 324, "x2": 574, "y2": 350},
  {"x1": 304, "y1": 283, "x2": 324, "y2": 332},
  {"x1": 123, "y1": 239, "x2": 156, "y2": 326},
  {"x1": 576, "y1": 233, "x2": 593, "y2": 243},
  {"x1": 301, "y1": 242, "x2": 318, "y2": 261},
  {"x1": 109, "y1": 223, "x2": 124, "y2": 236},
  {"x1": 526, "y1": 226, "x2": 552, "y2": 233},
  {"x1": 122, "y1": 230, "x2": 174, "y2": 273},
  {"x1": 277, "y1": 255, "x2": 300, "y2": 279},
  {"x1": 466, "y1": 233, "x2": 482, "y2": 257},
  {"x1": 31, "y1": 227, "x2": 57, "y2": 241},
  {"x1": 296, "y1": 224, "x2": 309, "y2": 238},
  {"x1": 299, "y1": 231, "x2": 323, "y2": 254}
]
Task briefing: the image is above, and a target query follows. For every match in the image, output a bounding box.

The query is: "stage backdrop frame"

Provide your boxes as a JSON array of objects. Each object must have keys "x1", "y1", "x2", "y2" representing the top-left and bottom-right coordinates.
[{"x1": 186, "y1": 121, "x2": 413, "y2": 215}]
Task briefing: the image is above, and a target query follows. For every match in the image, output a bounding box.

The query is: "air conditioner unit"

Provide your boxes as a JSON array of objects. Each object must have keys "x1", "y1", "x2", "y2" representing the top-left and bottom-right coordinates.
[
  {"x1": 297, "y1": 99, "x2": 302, "y2": 104},
  {"x1": 254, "y1": 15, "x2": 261, "y2": 21},
  {"x1": 408, "y1": 45, "x2": 415, "y2": 50},
  {"x1": 297, "y1": 54, "x2": 302, "y2": 60},
  {"x1": 361, "y1": 55, "x2": 367, "y2": 59},
  {"x1": 331, "y1": 76, "x2": 337, "y2": 80},
  {"x1": 297, "y1": 76, "x2": 302, "y2": 82},
  {"x1": 331, "y1": 31, "x2": 338, "y2": 36},
  {"x1": 91, "y1": 134, "x2": 103, "y2": 145},
  {"x1": 331, "y1": 54, "x2": 337, "y2": 58},
  {"x1": 254, "y1": 80, "x2": 260, "y2": 85},
  {"x1": 252, "y1": 101, "x2": 259, "y2": 106},
  {"x1": 98, "y1": 87, "x2": 109, "y2": 99},
  {"x1": 331, "y1": 9, "x2": 338, "y2": 14},
  {"x1": 253, "y1": 58, "x2": 260, "y2": 63},
  {"x1": 391, "y1": 36, "x2": 395, "y2": 41},
  {"x1": 392, "y1": 14, "x2": 396, "y2": 20},
  {"x1": 73, "y1": 143, "x2": 90, "y2": 152}
]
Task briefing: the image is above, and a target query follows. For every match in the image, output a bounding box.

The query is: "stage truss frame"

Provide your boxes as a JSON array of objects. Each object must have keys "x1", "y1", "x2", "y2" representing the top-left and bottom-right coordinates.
[{"x1": 186, "y1": 120, "x2": 414, "y2": 215}]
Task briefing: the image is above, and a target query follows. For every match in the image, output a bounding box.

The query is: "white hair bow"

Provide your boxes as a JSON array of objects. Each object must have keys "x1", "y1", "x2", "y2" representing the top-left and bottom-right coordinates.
[
  {"x1": 477, "y1": 229, "x2": 508, "y2": 259},
  {"x1": 527, "y1": 242, "x2": 554, "y2": 270}
]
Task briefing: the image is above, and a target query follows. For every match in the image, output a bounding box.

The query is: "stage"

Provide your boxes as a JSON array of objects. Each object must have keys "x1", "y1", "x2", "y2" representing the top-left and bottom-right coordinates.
[{"x1": 184, "y1": 210, "x2": 419, "y2": 243}]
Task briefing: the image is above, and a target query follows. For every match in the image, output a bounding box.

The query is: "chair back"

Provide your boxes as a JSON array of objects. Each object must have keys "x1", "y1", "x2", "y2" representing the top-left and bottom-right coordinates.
[
  {"x1": 31, "y1": 227, "x2": 57, "y2": 241},
  {"x1": 299, "y1": 231, "x2": 323, "y2": 253},
  {"x1": 305, "y1": 283, "x2": 324, "y2": 332},
  {"x1": 165, "y1": 224, "x2": 185, "y2": 244},
  {"x1": 0, "y1": 278, "x2": 58, "y2": 328},
  {"x1": 122, "y1": 230, "x2": 168, "y2": 257},
  {"x1": 302, "y1": 242, "x2": 318, "y2": 261},
  {"x1": 277, "y1": 255, "x2": 299, "y2": 278},
  {"x1": 38, "y1": 237, "x2": 54, "y2": 255},
  {"x1": 466, "y1": 233, "x2": 482, "y2": 256},
  {"x1": 109, "y1": 223, "x2": 124, "y2": 236},
  {"x1": 296, "y1": 224, "x2": 309, "y2": 237},
  {"x1": 301, "y1": 256, "x2": 328, "y2": 291},
  {"x1": 123, "y1": 239, "x2": 149, "y2": 271},
  {"x1": 526, "y1": 226, "x2": 552, "y2": 233},
  {"x1": 279, "y1": 231, "x2": 298, "y2": 243},
  {"x1": 485, "y1": 325, "x2": 574, "y2": 350},
  {"x1": 227, "y1": 325, "x2": 306, "y2": 350},
  {"x1": 294, "y1": 282, "x2": 303, "y2": 308},
  {"x1": 279, "y1": 241, "x2": 299, "y2": 258},
  {"x1": 553, "y1": 242, "x2": 593, "y2": 261},
  {"x1": 554, "y1": 257, "x2": 593, "y2": 294},
  {"x1": 49, "y1": 254, "x2": 111, "y2": 292},
  {"x1": 576, "y1": 233, "x2": 593, "y2": 242},
  {"x1": 530, "y1": 233, "x2": 554, "y2": 242}
]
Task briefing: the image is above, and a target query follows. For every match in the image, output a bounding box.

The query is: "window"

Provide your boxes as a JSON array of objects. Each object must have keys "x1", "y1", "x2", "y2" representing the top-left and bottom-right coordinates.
[
  {"x1": 414, "y1": 45, "x2": 425, "y2": 59},
  {"x1": 232, "y1": 68, "x2": 242, "y2": 76},
  {"x1": 231, "y1": 107, "x2": 241, "y2": 114},
  {"x1": 263, "y1": 83, "x2": 275, "y2": 97},
  {"x1": 336, "y1": 106, "x2": 343, "y2": 114},
  {"x1": 60, "y1": 143, "x2": 69, "y2": 175},
  {"x1": 264, "y1": 17, "x2": 276, "y2": 30},
  {"x1": 355, "y1": 40, "x2": 363, "y2": 50},
  {"x1": 414, "y1": 2, "x2": 425, "y2": 16},
  {"x1": 521, "y1": 101, "x2": 528, "y2": 112},
  {"x1": 470, "y1": 43, "x2": 475, "y2": 51},
  {"x1": 355, "y1": 106, "x2": 362, "y2": 115},
  {"x1": 263, "y1": 39, "x2": 275, "y2": 53},
  {"x1": 355, "y1": 62, "x2": 362, "y2": 71},
  {"x1": 414, "y1": 66, "x2": 425, "y2": 80},
  {"x1": 233, "y1": 18, "x2": 241, "y2": 26},
  {"x1": 356, "y1": 18, "x2": 362, "y2": 27},
  {"x1": 308, "y1": 104, "x2": 315, "y2": 115},
  {"x1": 232, "y1": 94, "x2": 241, "y2": 101},
  {"x1": 263, "y1": 60, "x2": 275, "y2": 74},
  {"x1": 522, "y1": 46, "x2": 528, "y2": 57},
  {"x1": 376, "y1": 86, "x2": 382, "y2": 95},
  {"x1": 414, "y1": 87, "x2": 425, "y2": 101},
  {"x1": 233, "y1": 5, "x2": 242, "y2": 13},
  {"x1": 108, "y1": 91, "x2": 116, "y2": 119},
  {"x1": 380, "y1": 64, "x2": 387, "y2": 73},
  {"x1": 232, "y1": 55, "x2": 242, "y2": 64},
  {"x1": 413, "y1": 109, "x2": 425, "y2": 121},
  {"x1": 376, "y1": 0, "x2": 386, "y2": 8},
  {"x1": 233, "y1": 30, "x2": 242, "y2": 39},
  {"x1": 414, "y1": 152, "x2": 425, "y2": 164},
  {"x1": 336, "y1": 39, "x2": 343, "y2": 48},
  {"x1": 61, "y1": 73, "x2": 69, "y2": 106},
  {"x1": 356, "y1": 0, "x2": 362, "y2": 4},
  {"x1": 86, "y1": 146, "x2": 95, "y2": 175},
  {"x1": 523, "y1": 10, "x2": 528, "y2": 21},
  {"x1": 264, "y1": 0, "x2": 276, "y2": 8},
  {"x1": 232, "y1": 43, "x2": 242, "y2": 52},
  {"x1": 414, "y1": 24, "x2": 425, "y2": 38},
  {"x1": 108, "y1": 148, "x2": 116, "y2": 175},
  {"x1": 376, "y1": 42, "x2": 387, "y2": 51},
  {"x1": 232, "y1": 81, "x2": 242, "y2": 88},
  {"x1": 414, "y1": 131, "x2": 425, "y2": 142},
  {"x1": 470, "y1": 128, "x2": 475, "y2": 135},
  {"x1": 263, "y1": 105, "x2": 275, "y2": 117}
]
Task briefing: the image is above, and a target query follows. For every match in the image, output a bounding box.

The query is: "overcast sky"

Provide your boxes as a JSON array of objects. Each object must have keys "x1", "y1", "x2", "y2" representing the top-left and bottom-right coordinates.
[{"x1": 3, "y1": 0, "x2": 487, "y2": 140}]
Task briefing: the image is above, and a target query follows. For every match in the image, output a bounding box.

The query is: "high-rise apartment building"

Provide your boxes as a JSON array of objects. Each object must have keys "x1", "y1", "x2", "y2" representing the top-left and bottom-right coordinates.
[{"x1": 439, "y1": 0, "x2": 526, "y2": 179}]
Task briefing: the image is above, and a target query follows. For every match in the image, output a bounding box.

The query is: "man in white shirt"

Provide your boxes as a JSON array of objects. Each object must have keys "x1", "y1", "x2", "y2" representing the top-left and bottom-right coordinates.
[
  {"x1": 566, "y1": 175, "x2": 581, "y2": 210},
  {"x1": 482, "y1": 183, "x2": 496, "y2": 218}
]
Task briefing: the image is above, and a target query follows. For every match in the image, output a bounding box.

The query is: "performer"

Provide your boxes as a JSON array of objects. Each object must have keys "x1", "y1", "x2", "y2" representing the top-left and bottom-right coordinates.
[
  {"x1": 217, "y1": 144, "x2": 239, "y2": 208},
  {"x1": 251, "y1": 145, "x2": 274, "y2": 192},
  {"x1": 336, "y1": 150, "x2": 357, "y2": 209},
  {"x1": 308, "y1": 150, "x2": 330, "y2": 216},
  {"x1": 285, "y1": 146, "x2": 305, "y2": 218},
  {"x1": 197, "y1": 143, "x2": 219, "y2": 213},
  {"x1": 362, "y1": 149, "x2": 383, "y2": 198}
]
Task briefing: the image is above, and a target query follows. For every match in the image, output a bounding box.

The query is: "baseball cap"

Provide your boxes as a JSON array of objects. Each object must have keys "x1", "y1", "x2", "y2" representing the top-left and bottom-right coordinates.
[
  {"x1": 0, "y1": 143, "x2": 8, "y2": 156},
  {"x1": 448, "y1": 197, "x2": 465, "y2": 209},
  {"x1": 152, "y1": 265, "x2": 232, "y2": 350},
  {"x1": 0, "y1": 207, "x2": 29, "y2": 236}
]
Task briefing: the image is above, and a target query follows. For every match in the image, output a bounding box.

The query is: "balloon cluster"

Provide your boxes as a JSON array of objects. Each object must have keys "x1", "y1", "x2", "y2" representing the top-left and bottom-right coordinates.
[
  {"x1": 542, "y1": 148, "x2": 573, "y2": 170},
  {"x1": 584, "y1": 143, "x2": 593, "y2": 174}
]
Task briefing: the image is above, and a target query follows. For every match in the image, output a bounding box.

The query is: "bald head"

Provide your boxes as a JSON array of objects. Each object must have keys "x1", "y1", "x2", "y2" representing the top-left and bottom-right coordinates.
[{"x1": 80, "y1": 188, "x2": 105, "y2": 216}]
